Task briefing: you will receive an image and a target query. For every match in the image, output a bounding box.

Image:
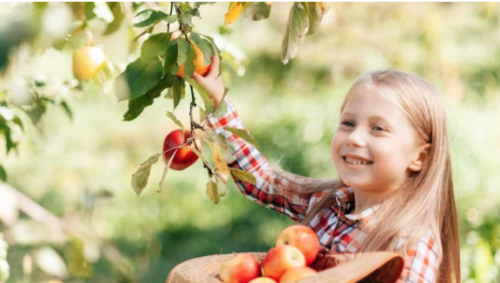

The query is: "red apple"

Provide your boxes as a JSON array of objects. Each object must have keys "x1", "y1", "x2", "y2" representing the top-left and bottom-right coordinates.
[
  {"x1": 279, "y1": 266, "x2": 317, "y2": 283},
  {"x1": 163, "y1": 129, "x2": 202, "y2": 171},
  {"x1": 249, "y1": 278, "x2": 277, "y2": 283},
  {"x1": 219, "y1": 253, "x2": 261, "y2": 283},
  {"x1": 276, "y1": 225, "x2": 320, "y2": 266},
  {"x1": 261, "y1": 246, "x2": 306, "y2": 282}
]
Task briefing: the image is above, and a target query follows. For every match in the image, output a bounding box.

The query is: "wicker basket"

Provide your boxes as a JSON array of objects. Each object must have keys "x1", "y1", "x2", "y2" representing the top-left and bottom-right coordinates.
[{"x1": 166, "y1": 251, "x2": 404, "y2": 283}]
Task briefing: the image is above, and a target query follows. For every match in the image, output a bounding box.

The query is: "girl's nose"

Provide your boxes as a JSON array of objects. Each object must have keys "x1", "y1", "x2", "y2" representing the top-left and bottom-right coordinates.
[{"x1": 346, "y1": 128, "x2": 367, "y2": 148}]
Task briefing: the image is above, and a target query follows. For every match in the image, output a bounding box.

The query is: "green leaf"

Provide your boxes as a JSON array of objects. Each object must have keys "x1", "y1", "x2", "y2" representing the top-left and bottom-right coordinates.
[
  {"x1": 0, "y1": 165, "x2": 6, "y2": 181},
  {"x1": 189, "y1": 33, "x2": 214, "y2": 66},
  {"x1": 123, "y1": 77, "x2": 171, "y2": 121},
  {"x1": 166, "y1": 111, "x2": 186, "y2": 131},
  {"x1": 104, "y1": 2, "x2": 125, "y2": 35},
  {"x1": 133, "y1": 9, "x2": 177, "y2": 28},
  {"x1": 304, "y1": 3, "x2": 323, "y2": 35},
  {"x1": 229, "y1": 168, "x2": 257, "y2": 185},
  {"x1": 184, "y1": 78, "x2": 214, "y2": 115},
  {"x1": 164, "y1": 39, "x2": 180, "y2": 76},
  {"x1": 171, "y1": 75, "x2": 185, "y2": 110},
  {"x1": 281, "y1": 3, "x2": 309, "y2": 64},
  {"x1": 190, "y1": 146, "x2": 212, "y2": 170},
  {"x1": 199, "y1": 107, "x2": 206, "y2": 121},
  {"x1": 60, "y1": 101, "x2": 73, "y2": 121},
  {"x1": 115, "y1": 57, "x2": 163, "y2": 101},
  {"x1": 0, "y1": 123, "x2": 15, "y2": 154},
  {"x1": 190, "y1": 7, "x2": 200, "y2": 17},
  {"x1": 206, "y1": 180, "x2": 220, "y2": 204},
  {"x1": 140, "y1": 32, "x2": 172, "y2": 61},
  {"x1": 85, "y1": 2, "x2": 96, "y2": 20},
  {"x1": 182, "y1": 43, "x2": 196, "y2": 78},
  {"x1": 131, "y1": 153, "x2": 161, "y2": 197},
  {"x1": 194, "y1": 2, "x2": 216, "y2": 8},
  {"x1": 177, "y1": 39, "x2": 190, "y2": 65},
  {"x1": 213, "y1": 89, "x2": 229, "y2": 117},
  {"x1": 245, "y1": 2, "x2": 272, "y2": 21},
  {"x1": 24, "y1": 98, "x2": 47, "y2": 125},
  {"x1": 179, "y1": 14, "x2": 192, "y2": 25},
  {"x1": 12, "y1": 116, "x2": 23, "y2": 132},
  {"x1": 123, "y1": 95, "x2": 153, "y2": 122},
  {"x1": 158, "y1": 147, "x2": 179, "y2": 193},
  {"x1": 223, "y1": 127, "x2": 261, "y2": 151}
]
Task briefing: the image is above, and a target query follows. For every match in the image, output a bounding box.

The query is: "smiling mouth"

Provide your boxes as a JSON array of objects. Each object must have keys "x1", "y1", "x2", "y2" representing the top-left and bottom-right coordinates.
[{"x1": 342, "y1": 156, "x2": 373, "y2": 165}]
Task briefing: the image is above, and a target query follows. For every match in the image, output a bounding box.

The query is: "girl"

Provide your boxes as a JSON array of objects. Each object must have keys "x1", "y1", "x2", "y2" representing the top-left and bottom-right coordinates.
[{"x1": 193, "y1": 52, "x2": 460, "y2": 283}]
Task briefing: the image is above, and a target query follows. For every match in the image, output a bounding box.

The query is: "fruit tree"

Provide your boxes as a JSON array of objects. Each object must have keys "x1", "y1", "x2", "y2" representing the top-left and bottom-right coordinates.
[{"x1": 0, "y1": 2, "x2": 330, "y2": 281}]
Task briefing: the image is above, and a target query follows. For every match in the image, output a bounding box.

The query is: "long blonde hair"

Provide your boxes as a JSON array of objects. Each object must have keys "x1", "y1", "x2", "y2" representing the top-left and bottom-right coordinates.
[{"x1": 269, "y1": 70, "x2": 460, "y2": 283}]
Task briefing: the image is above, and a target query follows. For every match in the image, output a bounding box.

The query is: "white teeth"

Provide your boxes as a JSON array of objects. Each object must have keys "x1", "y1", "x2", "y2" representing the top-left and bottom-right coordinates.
[{"x1": 345, "y1": 156, "x2": 371, "y2": 165}]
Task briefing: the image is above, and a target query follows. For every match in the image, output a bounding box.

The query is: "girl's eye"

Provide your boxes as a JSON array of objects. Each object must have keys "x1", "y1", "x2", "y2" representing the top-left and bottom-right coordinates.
[
  {"x1": 373, "y1": 126, "x2": 384, "y2": 131},
  {"x1": 341, "y1": 121, "x2": 354, "y2": 127}
]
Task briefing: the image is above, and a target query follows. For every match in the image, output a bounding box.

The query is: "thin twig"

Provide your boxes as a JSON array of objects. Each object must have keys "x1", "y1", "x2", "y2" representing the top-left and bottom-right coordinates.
[{"x1": 167, "y1": 2, "x2": 174, "y2": 33}]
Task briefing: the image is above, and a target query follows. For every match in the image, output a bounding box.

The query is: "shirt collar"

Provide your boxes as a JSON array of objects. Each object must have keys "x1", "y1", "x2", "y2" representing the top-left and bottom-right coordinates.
[{"x1": 333, "y1": 186, "x2": 381, "y2": 227}]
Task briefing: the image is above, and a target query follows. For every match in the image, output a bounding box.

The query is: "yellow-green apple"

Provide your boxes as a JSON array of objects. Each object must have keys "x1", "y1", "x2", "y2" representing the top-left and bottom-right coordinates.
[
  {"x1": 249, "y1": 277, "x2": 277, "y2": 283},
  {"x1": 279, "y1": 266, "x2": 317, "y2": 283},
  {"x1": 276, "y1": 225, "x2": 320, "y2": 266},
  {"x1": 261, "y1": 246, "x2": 306, "y2": 282},
  {"x1": 219, "y1": 253, "x2": 261, "y2": 283},
  {"x1": 163, "y1": 129, "x2": 202, "y2": 171},
  {"x1": 72, "y1": 45, "x2": 106, "y2": 80}
]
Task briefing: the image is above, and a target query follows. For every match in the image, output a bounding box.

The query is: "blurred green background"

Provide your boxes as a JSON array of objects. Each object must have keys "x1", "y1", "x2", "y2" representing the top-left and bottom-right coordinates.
[{"x1": 1, "y1": 2, "x2": 500, "y2": 283}]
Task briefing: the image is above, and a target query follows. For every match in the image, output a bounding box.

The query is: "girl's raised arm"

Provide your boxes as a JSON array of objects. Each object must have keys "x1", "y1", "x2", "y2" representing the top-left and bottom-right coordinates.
[
  {"x1": 205, "y1": 97, "x2": 327, "y2": 223},
  {"x1": 193, "y1": 49, "x2": 329, "y2": 222}
]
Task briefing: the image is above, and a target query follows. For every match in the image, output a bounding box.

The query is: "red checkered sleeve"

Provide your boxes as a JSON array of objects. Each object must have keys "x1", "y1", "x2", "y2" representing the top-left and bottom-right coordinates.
[
  {"x1": 397, "y1": 231, "x2": 440, "y2": 283},
  {"x1": 206, "y1": 98, "x2": 321, "y2": 222}
]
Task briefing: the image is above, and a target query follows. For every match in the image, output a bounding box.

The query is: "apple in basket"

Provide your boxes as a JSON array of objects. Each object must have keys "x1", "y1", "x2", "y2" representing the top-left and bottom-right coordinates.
[
  {"x1": 249, "y1": 277, "x2": 277, "y2": 283},
  {"x1": 261, "y1": 245, "x2": 306, "y2": 282},
  {"x1": 219, "y1": 253, "x2": 261, "y2": 283},
  {"x1": 275, "y1": 225, "x2": 320, "y2": 266},
  {"x1": 279, "y1": 266, "x2": 317, "y2": 283}
]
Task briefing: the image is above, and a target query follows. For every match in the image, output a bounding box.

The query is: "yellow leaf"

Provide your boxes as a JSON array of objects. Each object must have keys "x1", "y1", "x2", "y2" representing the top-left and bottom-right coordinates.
[
  {"x1": 316, "y1": 2, "x2": 330, "y2": 15},
  {"x1": 225, "y1": 2, "x2": 244, "y2": 26},
  {"x1": 207, "y1": 141, "x2": 229, "y2": 183},
  {"x1": 206, "y1": 180, "x2": 220, "y2": 204}
]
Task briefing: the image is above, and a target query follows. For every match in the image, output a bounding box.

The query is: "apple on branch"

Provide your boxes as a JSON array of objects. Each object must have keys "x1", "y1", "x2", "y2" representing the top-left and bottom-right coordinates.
[{"x1": 163, "y1": 129, "x2": 202, "y2": 171}]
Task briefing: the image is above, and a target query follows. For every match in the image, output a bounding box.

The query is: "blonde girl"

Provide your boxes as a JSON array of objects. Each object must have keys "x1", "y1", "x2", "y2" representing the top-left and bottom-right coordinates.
[{"x1": 193, "y1": 51, "x2": 460, "y2": 283}]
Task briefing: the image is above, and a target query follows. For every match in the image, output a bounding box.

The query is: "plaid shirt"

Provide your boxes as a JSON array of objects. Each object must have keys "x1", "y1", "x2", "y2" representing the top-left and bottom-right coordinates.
[{"x1": 207, "y1": 98, "x2": 440, "y2": 283}]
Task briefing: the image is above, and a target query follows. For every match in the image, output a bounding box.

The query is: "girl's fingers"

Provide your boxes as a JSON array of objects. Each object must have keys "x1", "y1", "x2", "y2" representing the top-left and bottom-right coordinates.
[
  {"x1": 192, "y1": 72, "x2": 207, "y2": 87},
  {"x1": 206, "y1": 46, "x2": 220, "y2": 80}
]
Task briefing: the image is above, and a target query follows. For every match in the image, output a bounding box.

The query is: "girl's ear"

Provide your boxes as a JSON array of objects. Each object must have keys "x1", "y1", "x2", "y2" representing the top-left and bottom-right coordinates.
[{"x1": 408, "y1": 143, "x2": 431, "y2": 172}]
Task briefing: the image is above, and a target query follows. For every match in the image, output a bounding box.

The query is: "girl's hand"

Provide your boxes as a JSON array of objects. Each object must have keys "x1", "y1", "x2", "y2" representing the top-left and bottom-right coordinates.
[{"x1": 192, "y1": 49, "x2": 225, "y2": 109}]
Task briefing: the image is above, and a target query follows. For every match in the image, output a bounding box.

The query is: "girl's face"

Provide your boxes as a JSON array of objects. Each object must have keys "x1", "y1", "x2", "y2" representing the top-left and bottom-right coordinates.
[{"x1": 331, "y1": 84, "x2": 425, "y2": 192}]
